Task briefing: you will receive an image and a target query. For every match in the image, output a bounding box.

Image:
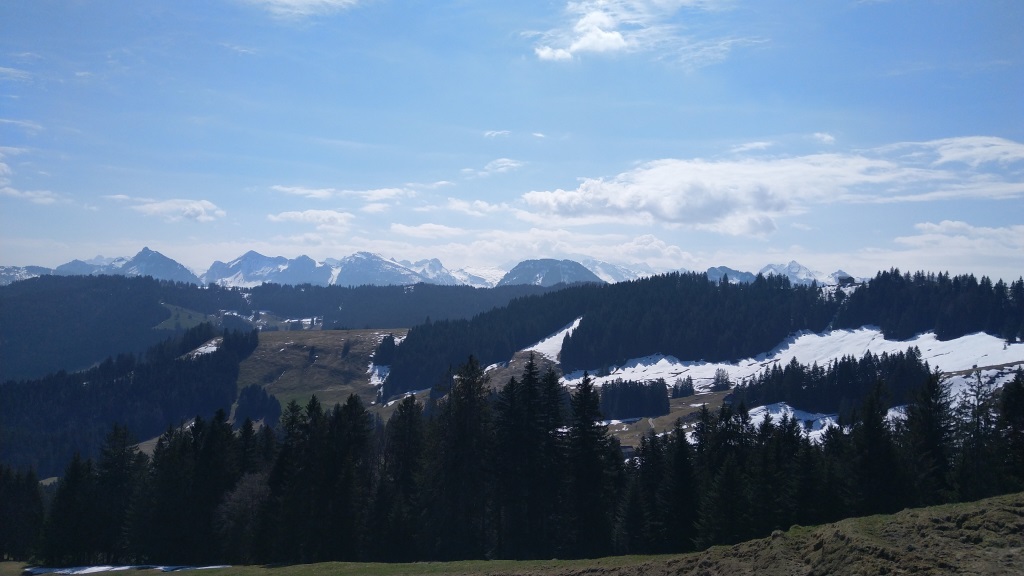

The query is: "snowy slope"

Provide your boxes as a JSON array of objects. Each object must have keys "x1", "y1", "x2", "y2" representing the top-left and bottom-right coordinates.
[{"x1": 560, "y1": 327, "x2": 1024, "y2": 392}]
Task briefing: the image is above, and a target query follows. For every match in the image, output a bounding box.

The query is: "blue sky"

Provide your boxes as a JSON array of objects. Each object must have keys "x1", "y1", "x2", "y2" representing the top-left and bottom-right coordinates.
[{"x1": 2, "y1": 0, "x2": 1022, "y2": 280}]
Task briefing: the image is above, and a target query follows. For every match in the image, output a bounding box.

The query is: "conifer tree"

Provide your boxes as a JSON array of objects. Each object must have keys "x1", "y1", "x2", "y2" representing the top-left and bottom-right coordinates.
[
  {"x1": 42, "y1": 453, "x2": 99, "y2": 566},
  {"x1": 903, "y1": 372, "x2": 955, "y2": 505},
  {"x1": 565, "y1": 372, "x2": 618, "y2": 558},
  {"x1": 422, "y1": 356, "x2": 493, "y2": 560}
]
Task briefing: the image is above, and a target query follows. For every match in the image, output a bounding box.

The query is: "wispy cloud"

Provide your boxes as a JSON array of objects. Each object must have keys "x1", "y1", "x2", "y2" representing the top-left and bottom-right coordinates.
[
  {"x1": 484, "y1": 130, "x2": 511, "y2": 138},
  {"x1": 0, "y1": 148, "x2": 63, "y2": 205},
  {"x1": 128, "y1": 198, "x2": 227, "y2": 222},
  {"x1": 447, "y1": 198, "x2": 508, "y2": 217},
  {"x1": 272, "y1": 184, "x2": 415, "y2": 205},
  {"x1": 813, "y1": 132, "x2": 836, "y2": 145},
  {"x1": 0, "y1": 67, "x2": 32, "y2": 81},
  {"x1": 462, "y1": 158, "x2": 524, "y2": 178},
  {"x1": 242, "y1": 0, "x2": 361, "y2": 18},
  {"x1": 534, "y1": 0, "x2": 762, "y2": 66},
  {"x1": 0, "y1": 187, "x2": 63, "y2": 205},
  {"x1": 0, "y1": 118, "x2": 44, "y2": 133},
  {"x1": 268, "y1": 209, "x2": 354, "y2": 232},
  {"x1": 391, "y1": 223, "x2": 467, "y2": 239},
  {"x1": 731, "y1": 141, "x2": 774, "y2": 153},
  {"x1": 519, "y1": 136, "x2": 1024, "y2": 236}
]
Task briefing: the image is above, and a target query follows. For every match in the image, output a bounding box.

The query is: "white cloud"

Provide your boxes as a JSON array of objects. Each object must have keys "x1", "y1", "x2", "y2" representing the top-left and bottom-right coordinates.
[
  {"x1": 242, "y1": 0, "x2": 361, "y2": 18},
  {"x1": 532, "y1": 132, "x2": 547, "y2": 138},
  {"x1": 268, "y1": 209, "x2": 354, "y2": 231},
  {"x1": 271, "y1": 184, "x2": 414, "y2": 206},
  {"x1": 0, "y1": 118, "x2": 44, "y2": 133},
  {"x1": 520, "y1": 136, "x2": 1024, "y2": 236},
  {"x1": 447, "y1": 198, "x2": 508, "y2": 217},
  {"x1": 813, "y1": 132, "x2": 836, "y2": 145},
  {"x1": 391, "y1": 223, "x2": 467, "y2": 239},
  {"x1": 925, "y1": 136, "x2": 1024, "y2": 167},
  {"x1": 896, "y1": 221, "x2": 1024, "y2": 253},
  {"x1": 272, "y1": 184, "x2": 336, "y2": 199},
  {"x1": 361, "y1": 203, "x2": 390, "y2": 213},
  {"x1": 484, "y1": 130, "x2": 511, "y2": 138},
  {"x1": 534, "y1": 0, "x2": 760, "y2": 65},
  {"x1": 462, "y1": 158, "x2": 525, "y2": 178},
  {"x1": 0, "y1": 67, "x2": 31, "y2": 81},
  {"x1": 131, "y1": 199, "x2": 226, "y2": 223},
  {"x1": 731, "y1": 141, "x2": 774, "y2": 153},
  {"x1": 0, "y1": 187, "x2": 62, "y2": 205}
]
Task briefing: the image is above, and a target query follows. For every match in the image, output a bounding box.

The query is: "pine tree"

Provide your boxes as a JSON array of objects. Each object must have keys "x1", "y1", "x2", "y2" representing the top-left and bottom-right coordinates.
[
  {"x1": 94, "y1": 424, "x2": 148, "y2": 563},
  {"x1": 998, "y1": 369, "x2": 1024, "y2": 491},
  {"x1": 954, "y1": 369, "x2": 1001, "y2": 500},
  {"x1": 564, "y1": 372, "x2": 618, "y2": 558},
  {"x1": 422, "y1": 356, "x2": 493, "y2": 560},
  {"x1": 371, "y1": 394, "x2": 424, "y2": 561},
  {"x1": 42, "y1": 453, "x2": 99, "y2": 566},
  {"x1": 902, "y1": 372, "x2": 955, "y2": 505}
]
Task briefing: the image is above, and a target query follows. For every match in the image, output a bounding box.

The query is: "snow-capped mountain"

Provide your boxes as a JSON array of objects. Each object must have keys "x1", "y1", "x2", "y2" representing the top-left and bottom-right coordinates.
[
  {"x1": 0, "y1": 265, "x2": 53, "y2": 286},
  {"x1": 116, "y1": 247, "x2": 200, "y2": 283},
  {"x1": 29, "y1": 247, "x2": 201, "y2": 284},
  {"x1": 496, "y1": 259, "x2": 605, "y2": 287},
  {"x1": 759, "y1": 261, "x2": 825, "y2": 286},
  {"x1": 203, "y1": 251, "x2": 337, "y2": 287},
  {"x1": 2, "y1": 248, "x2": 867, "y2": 289},
  {"x1": 578, "y1": 258, "x2": 654, "y2": 283},
  {"x1": 399, "y1": 258, "x2": 462, "y2": 286},
  {"x1": 334, "y1": 252, "x2": 426, "y2": 286}
]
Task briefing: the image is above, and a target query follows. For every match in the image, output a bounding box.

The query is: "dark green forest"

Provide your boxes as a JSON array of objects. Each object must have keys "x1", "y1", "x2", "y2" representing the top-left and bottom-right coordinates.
[
  {"x1": 382, "y1": 270, "x2": 1024, "y2": 396},
  {"x1": 0, "y1": 324, "x2": 262, "y2": 478},
  {"x1": 0, "y1": 275, "x2": 555, "y2": 382},
  {"x1": 3, "y1": 357, "x2": 1023, "y2": 566}
]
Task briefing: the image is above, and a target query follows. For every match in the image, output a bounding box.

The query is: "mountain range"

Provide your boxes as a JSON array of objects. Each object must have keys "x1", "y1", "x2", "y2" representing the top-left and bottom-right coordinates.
[{"x1": 0, "y1": 248, "x2": 859, "y2": 289}]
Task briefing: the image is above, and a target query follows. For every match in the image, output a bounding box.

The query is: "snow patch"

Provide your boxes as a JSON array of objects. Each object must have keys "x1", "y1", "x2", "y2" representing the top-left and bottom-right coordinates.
[{"x1": 527, "y1": 317, "x2": 582, "y2": 362}]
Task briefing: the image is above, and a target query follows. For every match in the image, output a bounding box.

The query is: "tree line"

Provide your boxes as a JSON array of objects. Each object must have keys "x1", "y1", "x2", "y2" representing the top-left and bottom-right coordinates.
[
  {"x1": 381, "y1": 269, "x2": 1024, "y2": 398},
  {"x1": 733, "y1": 347, "x2": 933, "y2": 418},
  {"x1": 5, "y1": 356, "x2": 1022, "y2": 566}
]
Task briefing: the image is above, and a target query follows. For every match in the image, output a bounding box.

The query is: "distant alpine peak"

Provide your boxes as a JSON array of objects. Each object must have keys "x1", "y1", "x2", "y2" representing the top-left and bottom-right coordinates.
[
  {"x1": 496, "y1": 258, "x2": 605, "y2": 287},
  {"x1": 759, "y1": 260, "x2": 825, "y2": 286},
  {"x1": 2, "y1": 249, "x2": 862, "y2": 289}
]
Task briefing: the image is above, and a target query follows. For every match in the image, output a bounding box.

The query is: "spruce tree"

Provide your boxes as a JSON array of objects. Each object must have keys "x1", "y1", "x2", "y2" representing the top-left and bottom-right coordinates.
[{"x1": 565, "y1": 372, "x2": 617, "y2": 558}]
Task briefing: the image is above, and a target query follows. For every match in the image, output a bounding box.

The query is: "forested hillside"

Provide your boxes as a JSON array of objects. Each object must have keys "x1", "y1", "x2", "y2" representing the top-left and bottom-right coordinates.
[
  {"x1": 4, "y1": 357, "x2": 1022, "y2": 566},
  {"x1": 383, "y1": 270, "x2": 1024, "y2": 398},
  {"x1": 0, "y1": 324, "x2": 261, "y2": 478},
  {"x1": 0, "y1": 276, "x2": 554, "y2": 382}
]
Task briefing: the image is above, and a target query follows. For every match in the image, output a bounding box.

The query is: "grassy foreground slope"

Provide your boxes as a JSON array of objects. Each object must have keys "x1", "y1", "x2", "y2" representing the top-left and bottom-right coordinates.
[
  {"x1": 197, "y1": 491, "x2": 1022, "y2": 575},
  {"x1": 2, "y1": 491, "x2": 1004, "y2": 576}
]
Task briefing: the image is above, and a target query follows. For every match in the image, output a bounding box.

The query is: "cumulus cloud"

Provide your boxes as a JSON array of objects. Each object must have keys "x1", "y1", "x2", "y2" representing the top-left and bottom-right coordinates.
[
  {"x1": 242, "y1": 0, "x2": 361, "y2": 18},
  {"x1": 268, "y1": 209, "x2": 354, "y2": 232},
  {"x1": 534, "y1": 0, "x2": 760, "y2": 65},
  {"x1": 130, "y1": 198, "x2": 226, "y2": 222},
  {"x1": 520, "y1": 136, "x2": 1024, "y2": 236}
]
